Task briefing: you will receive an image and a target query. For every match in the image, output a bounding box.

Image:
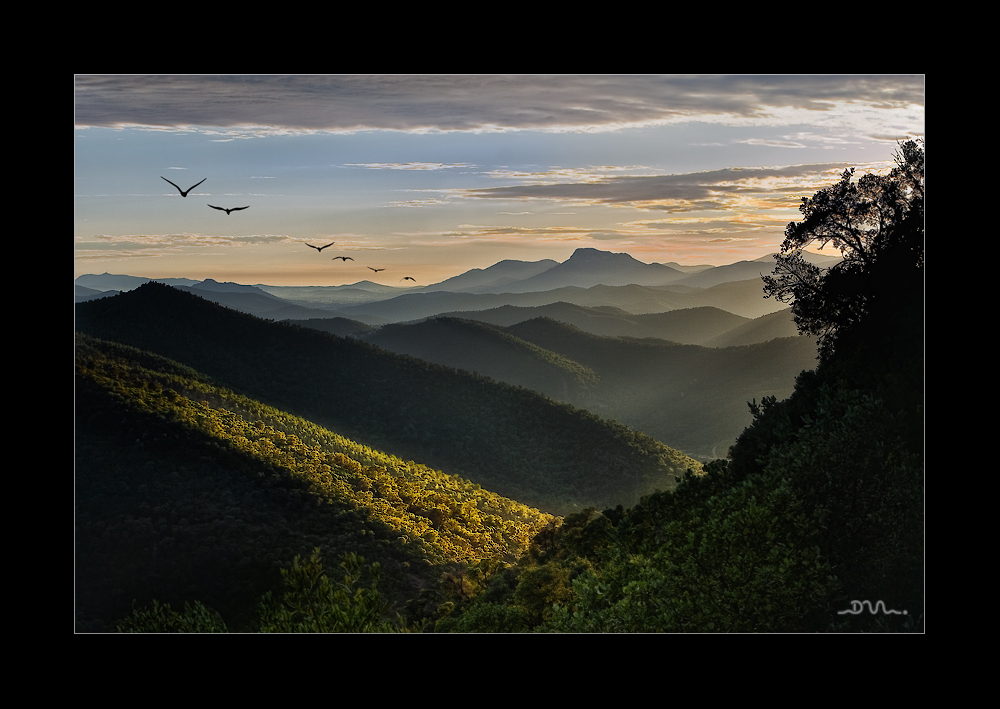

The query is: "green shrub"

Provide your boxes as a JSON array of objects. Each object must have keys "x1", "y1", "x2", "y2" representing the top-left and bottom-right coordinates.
[
  {"x1": 117, "y1": 599, "x2": 229, "y2": 633},
  {"x1": 547, "y1": 474, "x2": 839, "y2": 632},
  {"x1": 257, "y1": 548, "x2": 404, "y2": 632}
]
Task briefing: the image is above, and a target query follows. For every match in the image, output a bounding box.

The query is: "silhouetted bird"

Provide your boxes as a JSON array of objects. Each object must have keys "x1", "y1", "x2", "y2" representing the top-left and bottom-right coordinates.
[
  {"x1": 332, "y1": 256, "x2": 354, "y2": 261},
  {"x1": 161, "y1": 176, "x2": 206, "y2": 197},
  {"x1": 306, "y1": 242, "x2": 336, "y2": 252},
  {"x1": 401, "y1": 276, "x2": 416, "y2": 282},
  {"x1": 208, "y1": 205, "x2": 249, "y2": 215},
  {"x1": 368, "y1": 267, "x2": 385, "y2": 273}
]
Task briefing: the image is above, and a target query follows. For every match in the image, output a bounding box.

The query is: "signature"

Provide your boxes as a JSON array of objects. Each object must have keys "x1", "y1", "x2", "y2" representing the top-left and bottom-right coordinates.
[{"x1": 837, "y1": 600, "x2": 907, "y2": 615}]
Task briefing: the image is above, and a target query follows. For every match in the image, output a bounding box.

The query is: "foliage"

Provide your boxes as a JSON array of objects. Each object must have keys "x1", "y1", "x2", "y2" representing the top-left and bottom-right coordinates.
[
  {"x1": 258, "y1": 549, "x2": 404, "y2": 632},
  {"x1": 432, "y1": 509, "x2": 617, "y2": 632},
  {"x1": 741, "y1": 371, "x2": 923, "y2": 628},
  {"x1": 116, "y1": 550, "x2": 404, "y2": 632},
  {"x1": 75, "y1": 333, "x2": 553, "y2": 631},
  {"x1": 117, "y1": 599, "x2": 229, "y2": 633},
  {"x1": 762, "y1": 139, "x2": 923, "y2": 360},
  {"x1": 548, "y1": 473, "x2": 839, "y2": 632},
  {"x1": 434, "y1": 602, "x2": 530, "y2": 633},
  {"x1": 442, "y1": 394, "x2": 919, "y2": 633}
]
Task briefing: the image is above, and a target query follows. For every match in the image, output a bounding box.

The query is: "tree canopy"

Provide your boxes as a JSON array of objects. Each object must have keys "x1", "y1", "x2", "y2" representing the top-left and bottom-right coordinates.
[{"x1": 763, "y1": 139, "x2": 924, "y2": 360}]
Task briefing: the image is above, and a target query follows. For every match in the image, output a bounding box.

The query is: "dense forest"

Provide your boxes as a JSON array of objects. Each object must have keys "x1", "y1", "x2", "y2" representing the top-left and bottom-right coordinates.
[
  {"x1": 430, "y1": 140, "x2": 924, "y2": 633},
  {"x1": 75, "y1": 282, "x2": 699, "y2": 516},
  {"x1": 75, "y1": 141, "x2": 923, "y2": 632},
  {"x1": 354, "y1": 311, "x2": 818, "y2": 458},
  {"x1": 76, "y1": 333, "x2": 557, "y2": 631}
]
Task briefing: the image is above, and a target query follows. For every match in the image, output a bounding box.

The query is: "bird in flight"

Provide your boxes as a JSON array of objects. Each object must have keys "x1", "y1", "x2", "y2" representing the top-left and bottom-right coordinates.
[
  {"x1": 208, "y1": 205, "x2": 249, "y2": 215},
  {"x1": 161, "y1": 176, "x2": 206, "y2": 197},
  {"x1": 368, "y1": 267, "x2": 385, "y2": 273},
  {"x1": 332, "y1": 256, "x2": 354, "y2": 261},
  {"x1": 306, "y1": 242, "x2": 336, "y2": 252},
  {"x1": 401, "y1": 277, "x2": 416, "y2": 282}
]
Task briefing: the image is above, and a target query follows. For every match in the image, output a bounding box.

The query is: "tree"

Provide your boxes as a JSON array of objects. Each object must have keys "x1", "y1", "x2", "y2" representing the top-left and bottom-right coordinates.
[
  {"x1": 762, "y1": 140, "x2": 924, "y2": 360},
  {"x1": 257, "y1": 549, "x2": 403, "y2": 633}
]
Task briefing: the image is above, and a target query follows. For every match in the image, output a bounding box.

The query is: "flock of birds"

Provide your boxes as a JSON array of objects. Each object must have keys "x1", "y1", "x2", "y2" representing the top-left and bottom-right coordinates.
[{"x1": 161, "y1": 176, "x2": 418, "y2": 283}]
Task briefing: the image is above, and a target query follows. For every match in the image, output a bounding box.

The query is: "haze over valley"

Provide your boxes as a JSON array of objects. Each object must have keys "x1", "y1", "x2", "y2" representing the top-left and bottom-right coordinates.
[{"x1": 77, "y1": 248, "x2": 826, "y2": 459}]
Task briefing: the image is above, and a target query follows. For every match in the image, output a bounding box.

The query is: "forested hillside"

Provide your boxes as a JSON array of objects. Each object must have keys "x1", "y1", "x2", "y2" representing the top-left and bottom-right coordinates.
[
  {"x1": 75, "y1": 284, "x2": 700, "y2": 515},
  {"x1": 409, "y1": 302, "x2": 752, "y2": 344},
  {"x1": 348, "y1": 313, "x2": 816, "y2": 459},
  {"x1": 76, "y1": 333, "x2": 556, "y2": 631},
  {"x1": 362, "y1": 316, "x2": 600, "y2": 403},
  {"x1": 505, "y1": 318, "x2": 817, "y2": 457},
  {"x1": 430, "y1": 140, "x2": 924, "y2": 633}
]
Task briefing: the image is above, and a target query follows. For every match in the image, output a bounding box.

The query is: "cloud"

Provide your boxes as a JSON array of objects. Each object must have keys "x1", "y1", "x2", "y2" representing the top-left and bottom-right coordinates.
[
  {"x1": 76, "y1": 233, "x2": 293, "y2": 251},
  {"x1": 735, "y1": 138, "x2": 810, "y2": 149},
  {"x1": 706, "y1": 236, "x2": 760, "y2": 243},
  {"x1": 479, "y1": 165, "x2": 659, "y2": 185},
  {"x1": 343, "y1": 162, "x2": 476, "y2": 170},
  {"x1": 457, "y1": 162, "x2": 853, "y2": 209},
  {"x1": 437, "y1": 222, "x2": 765, "y2": 244},
  {"x1": 441, "y1": 224, "x2": 614, "y2": 244},
  {"x1": 383, "y1": 199, "x2": 450, "y2": 208},
  {"x1": 74, "y1": 75, "x2": 925, "y2": 133}
]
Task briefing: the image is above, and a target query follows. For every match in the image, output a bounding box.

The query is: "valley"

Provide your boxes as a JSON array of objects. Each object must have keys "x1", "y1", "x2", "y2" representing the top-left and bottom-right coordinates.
[
  {"x1": 78, "y1": 248, "x2": 824, "y2": 461},
  {"x1": 76, "y1": 244, "x2": 920, "y2": 632}
]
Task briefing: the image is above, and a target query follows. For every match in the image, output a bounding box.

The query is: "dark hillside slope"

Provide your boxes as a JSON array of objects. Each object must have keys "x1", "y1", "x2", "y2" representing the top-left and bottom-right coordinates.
[
  {"x1": 505, "y1": 318, "x2": 818, "y2": 458},
  {"x1": 282, "y1": 316, "x2": 375, "y2": 338},
  {"x1": 431, "y1": 301, "x2": 638, "y2": 331},
  {"x1": 76, "y1": 361, "x2": 422, "y2": 632},
  {"x1": 429, "y1": 303, "x2": 749, "y2": 345},
  {"x1": 362, "y1": 317, "x2": 598, "y2": 402},
  {"x1": 75, "y1": 283, "x2": 700, "y2": 514},
  {"x1": 622, "y1": 307, "x2": 750, "y2": 345},
  {"x1": 705, "y1": 307, "x2": 806, "y2": 347},
  {"x1": 75, "y1": 333, "x2": 555, "y2": 631}
]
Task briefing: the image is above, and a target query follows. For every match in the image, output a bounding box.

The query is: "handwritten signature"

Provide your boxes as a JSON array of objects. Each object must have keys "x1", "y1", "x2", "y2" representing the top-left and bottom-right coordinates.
[{"x1": 837, "y1": 600, "x2": 907, "y2": 615}]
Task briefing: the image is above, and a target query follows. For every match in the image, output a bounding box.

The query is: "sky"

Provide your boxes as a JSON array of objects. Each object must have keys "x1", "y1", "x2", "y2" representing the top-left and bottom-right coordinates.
[{"x1": 74, "y1": 75, "x2": 925, "y2": 287}]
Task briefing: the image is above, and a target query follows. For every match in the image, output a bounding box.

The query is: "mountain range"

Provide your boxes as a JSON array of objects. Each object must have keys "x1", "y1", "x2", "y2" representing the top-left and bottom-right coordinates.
[
  {"x1": 75, "y1": 282, "x2": 701, "y2": 515},
  {"x1": 356, "y1": 313, "x2": 815, "y2": 458},
  {"x1": 75, "y1": 247, "x2": 841, "y2": 324},
  {"x1": 73, "y1": 246, "x2": 863, "y2": 632},
  {"x1": 75, "y1": 247, "x2": 825, "y2": 460}
]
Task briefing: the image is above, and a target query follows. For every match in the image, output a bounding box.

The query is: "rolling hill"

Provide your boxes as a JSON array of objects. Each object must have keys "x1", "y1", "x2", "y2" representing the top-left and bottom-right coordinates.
[
  {"x1": 411, "y1": 302, "x2": 751, "y2": 344},
  {"x1": 75, "y1": 332, "x2": 556, "y2": 631},
  {"x1": 329, "y1": 277, "x2": 788, "y2": 324},
  {"x1": 340, "y1": 306, "x2": 817, "y2": 459},
  {"x1": 280, "y1": 316, "x2": 375, "y2": 338},
  {"x1": 361, "y1": 317, "x2": 600, "y2": 402},
  {"x1": 75, "y1": 282, "x2": 701, "y2": 515},
  {"x1": 704, "y1": 307, "x2": 805, "y2": 347},
  {"x1": 503, "y1": 318, "x2": 819, "y2": 458}
]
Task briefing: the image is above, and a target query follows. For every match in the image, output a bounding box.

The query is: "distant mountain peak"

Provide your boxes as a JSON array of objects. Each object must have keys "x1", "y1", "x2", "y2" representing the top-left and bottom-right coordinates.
[
  {"x1": 191, "y1": 279, "x2": 270, "y2": 294},
  {"x1": 568, "y1": 247, "x2": 639, "y2": 262}
]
